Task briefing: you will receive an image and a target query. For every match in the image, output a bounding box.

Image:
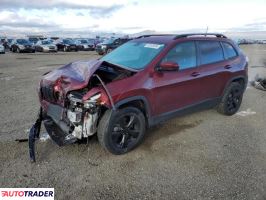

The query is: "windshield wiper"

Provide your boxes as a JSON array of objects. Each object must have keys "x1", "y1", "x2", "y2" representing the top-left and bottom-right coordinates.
[{"x1": 102, "y1": 61, "x2": 138, "y2": 72}]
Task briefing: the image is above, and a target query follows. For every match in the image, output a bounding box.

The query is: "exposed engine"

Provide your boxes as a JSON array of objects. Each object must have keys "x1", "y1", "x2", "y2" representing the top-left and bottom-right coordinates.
[{"x1": 66, "y1": 92, "x2": 100, "y2": 139}]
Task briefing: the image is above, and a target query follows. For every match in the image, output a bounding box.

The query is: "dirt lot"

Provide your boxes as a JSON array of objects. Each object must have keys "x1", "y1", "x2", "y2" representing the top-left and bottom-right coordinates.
[{"x1": 0, "y1": 45, "x2": 266, "y2": 199}]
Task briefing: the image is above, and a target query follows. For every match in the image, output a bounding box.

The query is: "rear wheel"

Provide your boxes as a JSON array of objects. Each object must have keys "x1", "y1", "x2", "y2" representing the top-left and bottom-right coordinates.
[
  {"x1": 97, "y1": 107, "x2": 146, "y2": 154},
  {"x1": 217, "y1": 82, "x2": 244, "y2": 115}
]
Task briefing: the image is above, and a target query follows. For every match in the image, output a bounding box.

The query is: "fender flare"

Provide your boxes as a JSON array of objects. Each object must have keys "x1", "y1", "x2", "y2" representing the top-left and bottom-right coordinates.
[
  {"x1": 222, "y1": 75, "x2": 248, "y2": 96},
  {"x1": 114, "y1": 96, "x2": 152, "y2": 120}
]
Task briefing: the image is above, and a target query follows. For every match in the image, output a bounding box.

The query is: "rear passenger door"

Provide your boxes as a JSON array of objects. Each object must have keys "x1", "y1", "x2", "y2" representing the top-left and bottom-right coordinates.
[{"x1": 196, "y1": 40, "x2": 229, "y2": 99}]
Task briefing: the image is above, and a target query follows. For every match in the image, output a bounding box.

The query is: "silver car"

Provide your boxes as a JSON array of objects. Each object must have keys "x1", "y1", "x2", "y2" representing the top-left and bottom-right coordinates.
[{"x1": 35, "y1": 40, "x2": 57, "y2": 52}]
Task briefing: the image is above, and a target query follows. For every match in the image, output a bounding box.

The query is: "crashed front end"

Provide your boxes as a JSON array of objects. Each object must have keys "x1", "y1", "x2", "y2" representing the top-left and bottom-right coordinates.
[
  {"x1": 40, "y1": 90, "x2": 101, "y2": 146},
  {"x1": 29, "y1": 59, "x2": 133, "y2": 161}
]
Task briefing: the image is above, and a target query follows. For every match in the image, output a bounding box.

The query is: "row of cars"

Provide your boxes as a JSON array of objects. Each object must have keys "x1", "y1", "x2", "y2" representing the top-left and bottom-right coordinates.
[
  {"x1": 0, "y1": 37, "x2": 131, "y2": 55},
  {"x1": 238, "y1": 39, "x2": 266, "y2": 45}
]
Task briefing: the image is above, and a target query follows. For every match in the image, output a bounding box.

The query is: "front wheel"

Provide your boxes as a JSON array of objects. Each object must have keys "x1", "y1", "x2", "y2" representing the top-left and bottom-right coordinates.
[
  {"x1": 97, "y1": 107, "x2": 146, "y2": 155},
  {"x1": 217, "y1": 82, "x2": 244, "y2": 115}
]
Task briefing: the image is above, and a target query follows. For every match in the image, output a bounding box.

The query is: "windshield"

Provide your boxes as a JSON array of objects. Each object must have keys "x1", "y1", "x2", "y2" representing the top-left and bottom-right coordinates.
[
  {"x1": 79, "y1": 40, "x2": 88, "y2": 44},
  {"x1": 63, "y1": 39, "x2": 74, "y2": 44},
  {"x1": 42, "y1": 40, "x2": 53, "y2": 45},
  {"x1": 87, "y1": 39, "x2": 95, "y2": 44},
  {"x1": 102, "y1": 38, "x2": 115, "y2": 44},
  {"x1": 101, "y1": 41, "x2": 165, "y2": 70},
  {"x1": 17, "y1": 39, "x2": 31, "y2": 45}
]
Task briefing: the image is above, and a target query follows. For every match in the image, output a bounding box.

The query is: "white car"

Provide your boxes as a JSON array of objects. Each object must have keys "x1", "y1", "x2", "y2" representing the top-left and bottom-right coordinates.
[{"x1": 0, "y1": 44, "x2": 5, "y2": 54}]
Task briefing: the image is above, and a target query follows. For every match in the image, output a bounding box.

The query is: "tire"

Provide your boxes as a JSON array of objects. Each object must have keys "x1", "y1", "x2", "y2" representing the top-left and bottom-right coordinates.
[
  {"x1": 217, "y1": 82, "x2": 244, "y2": 115},
  {"x1": 97, "y1": 107, "x2": 146, "y2": 155}
]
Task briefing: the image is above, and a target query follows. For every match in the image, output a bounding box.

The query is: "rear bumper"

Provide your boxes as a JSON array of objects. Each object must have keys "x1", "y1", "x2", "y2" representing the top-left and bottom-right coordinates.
[
  {"x1": 66, "y1": 46, "x2": 78, "y2": 51},
  {"x1": 43, "y1": 49, "x2": 57, "y2": 53},
  {"x1": 96, "y1": 48, "x2": 105, "y2": 54},
  {"x1": 21, "y1": 48, "x2": 34, "y2": 52}
]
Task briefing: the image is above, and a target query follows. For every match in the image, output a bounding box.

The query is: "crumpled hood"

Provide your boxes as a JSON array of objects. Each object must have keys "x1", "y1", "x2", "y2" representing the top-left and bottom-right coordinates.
[{"x1": 41, "y1": 59, "x2": 102, "y2": 94}]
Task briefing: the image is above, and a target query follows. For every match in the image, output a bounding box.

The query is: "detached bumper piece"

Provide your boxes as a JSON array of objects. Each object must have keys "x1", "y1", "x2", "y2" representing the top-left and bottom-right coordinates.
[
  {"x1": 28, "y1": 105, "x2": 77, "y2": 162},
  {"x1": 43, "y1": 118, "x2": 77, "y2": 146},
  {"x1": 28, "y1": 107, "x2": 43, "y2": 162}
]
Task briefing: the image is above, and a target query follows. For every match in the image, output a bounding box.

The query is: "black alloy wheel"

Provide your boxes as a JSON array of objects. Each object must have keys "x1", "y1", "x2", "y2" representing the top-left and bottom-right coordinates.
[
  {"x1": 217, "y1": 82, "x2": 243, "y2": 115},
  {"x1": 98, "y1": 107, "x2": 146, "y2": 154}
]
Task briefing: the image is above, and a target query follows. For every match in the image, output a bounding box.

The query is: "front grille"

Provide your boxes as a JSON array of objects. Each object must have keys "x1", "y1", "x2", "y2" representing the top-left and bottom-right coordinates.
[
  {"x1": 49, "y1": 46, "x2": 55, "y2": 49},
  {"x1": 40, "y1": 85, "x2": 58, "y2": 102}
]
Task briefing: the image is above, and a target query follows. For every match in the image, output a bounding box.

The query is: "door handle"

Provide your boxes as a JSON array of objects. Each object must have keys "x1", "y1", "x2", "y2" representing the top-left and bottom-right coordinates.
[
  {"x1": 191, "y1": 72, "x2": 200, "y2": 77},
  {"x1": 224, "y1": 65, "x2": 232, "y2": 69}
]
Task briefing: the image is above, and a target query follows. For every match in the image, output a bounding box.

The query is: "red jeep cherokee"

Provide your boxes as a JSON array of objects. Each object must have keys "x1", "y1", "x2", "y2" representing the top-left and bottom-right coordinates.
[{"x1": 29, "y1": 33, "x2": 248, "y2": 161}]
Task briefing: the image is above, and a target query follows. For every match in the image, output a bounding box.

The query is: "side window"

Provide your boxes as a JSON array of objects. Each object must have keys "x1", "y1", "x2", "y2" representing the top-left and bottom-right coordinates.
[
  {"x1": 222, "y1": 42, "x2": 238, "y2": 59},
  {"x1": 198, "y1": 41, "x2": 224, "y2": 65},
  {"x1": 162, "y1": 41, "x2": 197, "y2": 70}
]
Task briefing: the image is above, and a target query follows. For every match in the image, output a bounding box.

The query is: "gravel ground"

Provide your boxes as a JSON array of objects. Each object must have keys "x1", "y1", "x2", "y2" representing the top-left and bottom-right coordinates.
[{"x1": 0, "y1": 46, "x2": 266, "y2": 200}]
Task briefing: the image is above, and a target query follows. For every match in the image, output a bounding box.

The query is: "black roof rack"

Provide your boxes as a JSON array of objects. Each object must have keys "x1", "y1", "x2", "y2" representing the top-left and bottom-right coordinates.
[
  {"x1": 136, "y1": 34, "x2": 175, "y2": 39},
  {"x1": 136, "y1": 33, "x2": 227, "y2": 39},
  {"x1": 174, "y1": 33, "x2": 227, "y2": 39}
]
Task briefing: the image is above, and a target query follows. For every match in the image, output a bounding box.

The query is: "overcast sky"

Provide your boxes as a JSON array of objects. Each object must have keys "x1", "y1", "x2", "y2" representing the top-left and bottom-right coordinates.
[{"x1": 0, "y1": 0, "x2": 266, "y2": 36}]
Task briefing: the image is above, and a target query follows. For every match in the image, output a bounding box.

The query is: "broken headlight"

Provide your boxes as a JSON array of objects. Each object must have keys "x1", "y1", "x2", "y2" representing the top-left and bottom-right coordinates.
[{"x1": 84, "y1": 93, "x2": 101, "y2": 108}]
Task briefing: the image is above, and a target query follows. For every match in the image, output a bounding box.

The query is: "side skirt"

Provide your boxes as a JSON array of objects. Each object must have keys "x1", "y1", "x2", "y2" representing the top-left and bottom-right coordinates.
[{"x1": 148, "y1": 97, "x2": 221, "y2": 127}]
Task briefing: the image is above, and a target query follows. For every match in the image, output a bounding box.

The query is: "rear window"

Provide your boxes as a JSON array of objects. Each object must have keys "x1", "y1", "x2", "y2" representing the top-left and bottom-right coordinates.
[
  {"x1": 198, "y1": 41, "x2": 224, "y2": 65},
  {"x1": 222, "y1": 42, "x2": 238, "y2": 59}
]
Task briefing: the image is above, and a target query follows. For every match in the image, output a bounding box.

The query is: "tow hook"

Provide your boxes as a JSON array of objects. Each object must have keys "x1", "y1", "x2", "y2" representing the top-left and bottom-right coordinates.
[{"x1": 29, "y1": 107, "x2": 43, "y2": 162}]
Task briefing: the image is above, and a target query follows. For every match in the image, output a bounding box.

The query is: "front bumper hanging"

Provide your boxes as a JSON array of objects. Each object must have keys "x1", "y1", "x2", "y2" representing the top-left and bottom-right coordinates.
[{"x1": 28, "y1": 107, "x2": 43, "y2": 162}]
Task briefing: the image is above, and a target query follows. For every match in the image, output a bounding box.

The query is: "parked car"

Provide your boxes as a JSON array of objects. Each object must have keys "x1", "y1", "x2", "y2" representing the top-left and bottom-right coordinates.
[
  {"x1": 28, "y1": 37, "x2": 39, "y2": 45},
  {"x1": 29, "y1": 33, "x2": 248, "y2": 161},
  {"x1": 4, "y1": 39, "x2": 14, "y2": 50},
  {"x1": 0, "y1": 43, "x2": 5, "y2": 54},
  {"x1": 56, "y1": 39, "x2": 78, "y2": 52},
  {"x1": 95, "y1": 38, "x2": 131, "y2": 55},
  {"x1": 35, "y1": 40, "x2": 57, "y2": 52},
  {"x1": 76, "y1": 39, "x2": 95, "y2": 51},
  {"x1": 10, "y1": 39, "x2": 35, "y2": 53}
]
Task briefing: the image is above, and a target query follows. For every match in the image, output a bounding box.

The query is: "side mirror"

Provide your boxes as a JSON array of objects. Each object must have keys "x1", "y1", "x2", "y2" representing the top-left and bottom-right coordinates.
[{"x1": 157, "y1": 62, "x2": 179, "y2": 72}]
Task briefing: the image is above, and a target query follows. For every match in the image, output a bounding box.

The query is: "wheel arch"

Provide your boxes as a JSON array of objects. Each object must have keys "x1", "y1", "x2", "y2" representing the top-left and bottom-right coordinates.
[
  {"x1": 114, "y1": 96, "x2": 151, "y2": 126},
  {"x1": 223, "y1": 75, "x2": 248, "y2": 96}
]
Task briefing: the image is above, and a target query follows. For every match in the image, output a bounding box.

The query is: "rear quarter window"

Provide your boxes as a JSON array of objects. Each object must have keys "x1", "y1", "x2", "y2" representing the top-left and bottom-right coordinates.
[
  {"x1": 198, "y1": 41, "x2": 224, "y2": 65},
  {"x1": 222, "y1": 42, "x2": 238, "y2": 59}
]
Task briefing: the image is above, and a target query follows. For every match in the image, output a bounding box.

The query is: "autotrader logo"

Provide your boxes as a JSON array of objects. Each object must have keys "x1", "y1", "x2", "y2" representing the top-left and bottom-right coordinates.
[{"x1": 0, "y1": 188, "x2": 54, "y2": 199}]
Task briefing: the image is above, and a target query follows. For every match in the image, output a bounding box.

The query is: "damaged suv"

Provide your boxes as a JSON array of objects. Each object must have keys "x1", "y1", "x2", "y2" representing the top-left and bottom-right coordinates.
[{"x1": 29, "y1": 33, "x2": 248, "y2": 161}]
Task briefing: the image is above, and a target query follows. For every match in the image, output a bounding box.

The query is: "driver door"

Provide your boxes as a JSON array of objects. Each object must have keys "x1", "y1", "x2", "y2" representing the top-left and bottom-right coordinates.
[{"x1": 152, "y1": 41, "x2": 205, "y2": 116}]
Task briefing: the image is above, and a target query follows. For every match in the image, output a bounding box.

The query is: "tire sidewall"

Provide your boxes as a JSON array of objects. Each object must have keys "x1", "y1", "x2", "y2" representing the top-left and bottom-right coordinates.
[
  {"x1": 100, "y1": 107, "x2": 146, "y2": 154},
  {"x1": 223, "y1": 83, "x2": 243, "y2": 115}
]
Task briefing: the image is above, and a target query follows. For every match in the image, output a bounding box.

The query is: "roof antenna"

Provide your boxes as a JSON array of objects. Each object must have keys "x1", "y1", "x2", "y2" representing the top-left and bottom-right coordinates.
[{"x1": 205, "y1": 26, "x2": 208, "y2": 36}]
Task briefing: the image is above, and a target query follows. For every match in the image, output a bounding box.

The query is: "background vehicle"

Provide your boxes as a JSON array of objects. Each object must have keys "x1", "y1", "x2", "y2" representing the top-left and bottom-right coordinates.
[
  {"x1": 76, "y1": 39, "x2": 95, "y2": 51},
  {"x1": 10, "y1": 39, "x2": 35, "y2": 53},
  {"x1": 0, "y1": 43, "x2": 5, "y2": 54},
  {"x1": 96, "y1": 38, "x2": 131, "y2": 55},
  {"x1": 32, "y1": 33, "x2": 248, "y2": 157},
  {"x1": 35, "y1": 40, "x2": 57, "y2": 52},
  {"x1": 56, "y1": 39, "x2": 78, "y2": 52}
]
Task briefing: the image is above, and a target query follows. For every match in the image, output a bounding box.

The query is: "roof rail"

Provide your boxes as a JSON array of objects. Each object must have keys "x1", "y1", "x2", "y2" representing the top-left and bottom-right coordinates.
[
  {"x1": 136, "y1": 34, "x2": 175, "y2": 39},
  {"x1": 174, "y1": 33, "x2": 227, "y2": 39}
]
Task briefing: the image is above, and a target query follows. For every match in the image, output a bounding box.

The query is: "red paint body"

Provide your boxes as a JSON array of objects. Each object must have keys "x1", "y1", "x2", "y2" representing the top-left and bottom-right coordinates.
[{"x1": 39, "y1": 35, "x2": 248, "y2": 123}]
